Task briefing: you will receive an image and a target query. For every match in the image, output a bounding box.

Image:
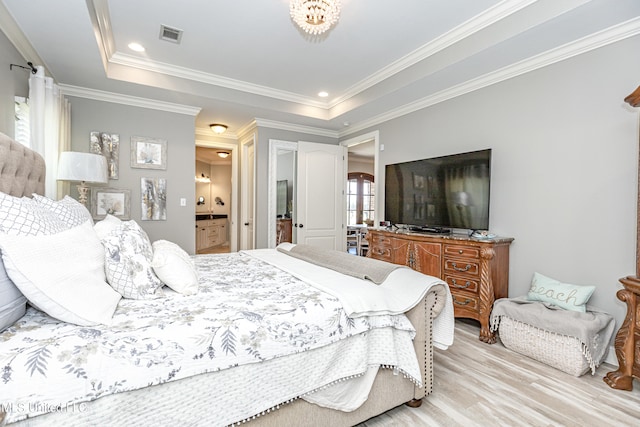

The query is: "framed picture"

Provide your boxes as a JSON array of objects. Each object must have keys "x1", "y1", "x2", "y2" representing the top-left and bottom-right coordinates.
[
  {"x1": 90, "y1": 131, "x2": 120, "y2": 179},
  {"x1": 130, "y1": 136, "x2": 167, "y2": 170},
  {"x1": 412, "y1": 172, "x2": 425, "y2": 189},
  {"x1": 91, "y1": 188, "x2": 130, "y2": 220},
  {"x1": 140, "y1": 177, "x2": 167, "y2": 221}
]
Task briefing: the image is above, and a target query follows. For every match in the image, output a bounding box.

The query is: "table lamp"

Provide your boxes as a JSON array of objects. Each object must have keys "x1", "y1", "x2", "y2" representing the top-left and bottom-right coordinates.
[{"x1": 57, "y1": 151, "x2": 109, "y2": 205}]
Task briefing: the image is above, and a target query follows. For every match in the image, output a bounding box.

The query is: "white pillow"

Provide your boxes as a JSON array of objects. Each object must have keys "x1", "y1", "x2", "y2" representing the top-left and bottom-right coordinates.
[
  {"x1": 32, "y1": 194, "x2": 93, "y2": 227},
  {"x1": 0, "y1": 220, "x2": 121, "y2": 326},
  {"x1": 101, "y1": 220, "x2": 164, "y2": 299},
  {"x1": 0, "y1": 192, "x2": 68, "y2": 236},
  {"x1": 94, "y1": 214, "x2": 122, "y2": 240},
  {"x1": 151, "y1": 240, "x2": 199, "y2": 295},
  {"x1": 0, "y1": 260, "x2": 26, "y2": 332}
]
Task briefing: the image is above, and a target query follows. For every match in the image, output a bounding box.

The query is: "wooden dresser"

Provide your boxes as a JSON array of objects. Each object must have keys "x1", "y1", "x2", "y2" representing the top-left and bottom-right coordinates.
[
  {"x1": 604, "y1": 276, "x2": 640, "y2": 390},
  {"x1": 366, "y1": 229, "x2": 513, "y2": 343}
]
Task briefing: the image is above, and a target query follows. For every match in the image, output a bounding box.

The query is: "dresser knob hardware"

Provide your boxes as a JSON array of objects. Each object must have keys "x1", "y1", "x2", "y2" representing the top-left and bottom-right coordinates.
[
  {"x1": 451, "y1": 262, "x2": 471, "y2": 272},
  {"x1": 458, "y1": 250, "x2": 463, "y2": 254},
  {"x1": 453, "y1": 297, "x2": 473, "y2": 306}
]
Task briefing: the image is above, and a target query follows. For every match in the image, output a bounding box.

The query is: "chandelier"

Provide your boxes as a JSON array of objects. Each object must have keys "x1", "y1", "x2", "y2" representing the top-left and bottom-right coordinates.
[{"x1": 290, "y1": 0, "x2": 341, "y2": 35}]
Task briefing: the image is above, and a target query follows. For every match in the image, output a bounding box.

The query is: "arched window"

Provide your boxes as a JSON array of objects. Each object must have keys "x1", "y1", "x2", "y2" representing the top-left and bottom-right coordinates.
[{"x1": 347, "y1": 172, "x2": 374, "y2": 225}]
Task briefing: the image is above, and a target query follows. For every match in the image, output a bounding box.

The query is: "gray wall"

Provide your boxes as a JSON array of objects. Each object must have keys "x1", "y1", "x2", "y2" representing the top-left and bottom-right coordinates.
[
  {"x1": 69, "y1": 97, "x2": 196, "y2": 253},
  {"x1": 0, "y1": 29, "x2": 29, "y2": 137},
  {"x1": 342, "y1": 35, "x2": 640, "y2": 333}
]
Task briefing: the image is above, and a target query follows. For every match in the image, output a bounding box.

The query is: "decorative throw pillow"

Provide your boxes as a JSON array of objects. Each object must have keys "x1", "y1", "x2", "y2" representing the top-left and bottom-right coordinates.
[
  {"x1": 0, "y1": 191, "x2": 68, "y2": 236},
  {"x1": 101, "y1": 220, "x2": 164, "y2": 299},
  {"x1": 527, "y1": 272, "x2": 596, "y2": 312},
  {"x1": 151, "y1": 240, "x2": 199, "y2": 295},
  {"x1": 0, "y1": 260, "x2": 26, "y2": 332},
  {"x1": 32, "y1": 194, "x2": 93, "y2": 227},
  {"x1": 0, "y1": 220, "x2": 121, "y2": 325},
  {"x1": 94, "y1": 214, "x2": 122, "y2": 240}
]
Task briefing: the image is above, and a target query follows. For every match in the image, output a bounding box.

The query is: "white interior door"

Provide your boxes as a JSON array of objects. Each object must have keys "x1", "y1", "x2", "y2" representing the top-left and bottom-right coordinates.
[
  {"x1": 296, "y1": 141, "x2": 346, "y2": 250},
  {"x1": 241, "y1": 136, "x2": 255, "y2": 250}
]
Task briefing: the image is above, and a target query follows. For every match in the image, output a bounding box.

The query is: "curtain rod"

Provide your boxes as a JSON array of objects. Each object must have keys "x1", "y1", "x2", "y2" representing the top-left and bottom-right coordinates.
[{"x1": 9, "y1": 61, "x2": 37, "y2": 74}]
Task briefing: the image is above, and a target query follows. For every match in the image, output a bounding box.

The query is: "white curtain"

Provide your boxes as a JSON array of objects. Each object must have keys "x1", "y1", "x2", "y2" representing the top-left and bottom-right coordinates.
[{"x1": 29, "y1": 66, "x2": 71, "y2": 199}]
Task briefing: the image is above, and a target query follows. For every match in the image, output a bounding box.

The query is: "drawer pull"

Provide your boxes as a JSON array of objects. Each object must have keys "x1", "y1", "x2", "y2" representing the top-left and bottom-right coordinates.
[
  {"x1": 458, "y1": 250, "x2": 463, "y2": 254},
  {"x1": 450, "y1": 279, "x2": 471, "y2": 289},
  {"x1": 451, "y1": 262, "x2": 471, "y2": 272},
  {"x1": 453, "y1": 297, "x2": 473, "y2": 306}
]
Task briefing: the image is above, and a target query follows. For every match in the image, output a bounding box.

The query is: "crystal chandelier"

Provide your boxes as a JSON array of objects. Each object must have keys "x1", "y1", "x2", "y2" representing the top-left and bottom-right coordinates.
[{"x1": 290, "y1": 0, "x2": 341, "y2": 35}]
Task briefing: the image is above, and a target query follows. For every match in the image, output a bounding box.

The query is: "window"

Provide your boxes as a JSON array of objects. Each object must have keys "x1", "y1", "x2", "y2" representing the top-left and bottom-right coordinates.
[
  {"x1": 14, "y1": 96, "x2": 30, "y2": 147},
  {"x1": 347, "y1": 172, "x2": 374, "y2": 225}
]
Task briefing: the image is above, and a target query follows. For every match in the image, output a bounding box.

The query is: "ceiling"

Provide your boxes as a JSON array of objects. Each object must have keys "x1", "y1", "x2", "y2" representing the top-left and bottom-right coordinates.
[{"x1": 2, "y1": 0, "x2": 640, "y2": 139}]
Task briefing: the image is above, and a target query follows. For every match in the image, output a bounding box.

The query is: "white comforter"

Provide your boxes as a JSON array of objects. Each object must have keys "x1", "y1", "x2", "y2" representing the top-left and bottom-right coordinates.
[{"x1": 0, "y1": 250, "x2": 453, "y2": 425}]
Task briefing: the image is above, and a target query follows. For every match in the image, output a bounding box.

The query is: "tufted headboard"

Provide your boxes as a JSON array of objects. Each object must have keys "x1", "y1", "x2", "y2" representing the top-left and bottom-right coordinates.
[{"x1": 0, "y1": 132, "x2": 45, "y2": 197}]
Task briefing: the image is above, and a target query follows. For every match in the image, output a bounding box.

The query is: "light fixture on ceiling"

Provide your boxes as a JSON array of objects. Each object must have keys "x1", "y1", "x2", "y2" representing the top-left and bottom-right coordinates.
[
  {"x1": 217, "y1": 151, "x2": 230, "y2": 159},
  {"x1": 128, "y1": 42, "x2": 145, "y2": 52},
  {"x1": 210, "y1": 124, "x2": 228, "y2": 134},
  {"x1": 318, "y1": 91, "x2": 329, "y2": 98},
  {"x1": 290, "y1": 0, "x2": 341, "y2": 35}
]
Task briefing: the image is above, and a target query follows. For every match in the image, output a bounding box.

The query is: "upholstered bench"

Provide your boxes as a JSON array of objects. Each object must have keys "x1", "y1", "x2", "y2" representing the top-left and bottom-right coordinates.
[{"x1": 490, "y1": 296, "x2": 615, "y2": 376}]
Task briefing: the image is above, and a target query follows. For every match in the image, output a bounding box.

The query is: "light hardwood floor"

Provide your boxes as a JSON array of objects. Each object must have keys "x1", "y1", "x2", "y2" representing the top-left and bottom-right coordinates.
[{"x1": 360, "y1": 319, "x2": 640, "y2": 426}]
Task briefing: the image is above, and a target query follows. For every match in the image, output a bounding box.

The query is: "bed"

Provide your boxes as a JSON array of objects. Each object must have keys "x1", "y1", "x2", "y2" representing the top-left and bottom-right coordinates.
[{"x1": 0, "y1": 132, "x2": 454, "y2": 427}]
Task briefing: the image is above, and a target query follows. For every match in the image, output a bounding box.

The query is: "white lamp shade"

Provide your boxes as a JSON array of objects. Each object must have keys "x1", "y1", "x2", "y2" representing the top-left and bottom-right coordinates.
[{"x1": 57, "y1": 152, "x2": 108, "y2": 183}]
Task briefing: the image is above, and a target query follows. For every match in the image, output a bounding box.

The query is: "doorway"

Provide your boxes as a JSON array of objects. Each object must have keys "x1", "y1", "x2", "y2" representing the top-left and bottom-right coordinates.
[{"x1": 195, "y1": 140, "x2": 238, "y2": 253}]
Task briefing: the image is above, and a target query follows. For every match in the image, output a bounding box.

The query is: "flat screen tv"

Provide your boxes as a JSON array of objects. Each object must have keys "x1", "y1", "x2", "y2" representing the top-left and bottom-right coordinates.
[{"x1": 384, "y1": 149, "x2": 491, "y2": 232}]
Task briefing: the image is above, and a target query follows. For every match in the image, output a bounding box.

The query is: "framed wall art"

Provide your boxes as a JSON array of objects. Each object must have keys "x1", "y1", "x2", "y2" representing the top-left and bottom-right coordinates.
[
  {"x1": 140, "y1": 177, "x2": 167, "y2": 221},
  {"x1": 90, "y1": 131, "x2": 120, "y2": 179},
  {"x1": 91, "y1": 188, "x2": 130, "y2": 220},
  {"x1": 130, "y1": 136, "x2": 167, "y2": 170}
]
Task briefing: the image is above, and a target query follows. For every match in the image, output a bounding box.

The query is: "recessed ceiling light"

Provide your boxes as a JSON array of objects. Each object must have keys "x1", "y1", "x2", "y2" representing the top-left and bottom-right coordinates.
[
  {"x1": 318, "y1": 91, "x2": 329, "y2": 98},
  {"x1": 128, "y1": 42, "x2": 145, "y2": 52}
]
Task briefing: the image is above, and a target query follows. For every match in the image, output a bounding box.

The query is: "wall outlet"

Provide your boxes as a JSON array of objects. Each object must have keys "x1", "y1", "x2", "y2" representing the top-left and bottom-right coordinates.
[{"x1": 179, "y1": 198, "x2": 186, "y2": 207}]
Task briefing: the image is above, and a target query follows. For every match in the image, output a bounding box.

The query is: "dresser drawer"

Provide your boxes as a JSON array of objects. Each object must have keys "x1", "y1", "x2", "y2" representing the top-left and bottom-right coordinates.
[
  {"x1": 368, "y1": 244, "x2": 393, "y2": 262},
  {"x1": 451, "y1": 292, "x2": 480, "y2": 313},
  {"x1": 371, "y1": 233, "x2": 393, "y2": 246},
  {"x1": 444, "y1": 244, "x2": 479, "y2": 259},
  {"x1": 445, "y1": 275, "x2": 479, "y2": 293},
  {"x1": 444, "y1": 259, "x2": 479, "y2": 277}
]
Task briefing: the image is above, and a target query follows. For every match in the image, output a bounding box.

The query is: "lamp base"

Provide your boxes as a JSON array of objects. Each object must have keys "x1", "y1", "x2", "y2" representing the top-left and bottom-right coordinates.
[{"x1": 76, "y1": 181, "x2": 89, "y2": 206}]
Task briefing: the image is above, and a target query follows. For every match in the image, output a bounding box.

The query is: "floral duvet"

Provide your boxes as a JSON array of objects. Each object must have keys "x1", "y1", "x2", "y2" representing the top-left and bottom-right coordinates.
[{"x1": 0, "y1": 251, "x2": 417, "y2": 423}]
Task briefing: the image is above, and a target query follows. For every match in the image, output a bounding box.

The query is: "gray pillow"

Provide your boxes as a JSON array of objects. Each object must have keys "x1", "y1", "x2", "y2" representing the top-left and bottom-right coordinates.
[{"x1": 0, "y1": 258, "x2": 26, "y2": 332}]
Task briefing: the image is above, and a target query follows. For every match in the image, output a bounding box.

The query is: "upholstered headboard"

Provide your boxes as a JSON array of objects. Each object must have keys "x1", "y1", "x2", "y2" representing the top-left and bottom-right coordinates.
[{"x1": 0, "y1": 132, "x2": 45, "y2": 197}]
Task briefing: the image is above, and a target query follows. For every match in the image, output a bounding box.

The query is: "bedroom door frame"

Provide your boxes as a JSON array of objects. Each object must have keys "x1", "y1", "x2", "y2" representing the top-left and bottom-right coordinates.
[
  {"x1": 341, "y1": 130, "x2": 381, "y2": 226},
  {"x1": 240, "y1": 133, "x2": 256, "y2": 250},
  {"x1": 267, "y1": 139, "x2": 298, "y2": 248},
  {"x1": 195, "y1": 139, "x2": 239, "y2": 252}
]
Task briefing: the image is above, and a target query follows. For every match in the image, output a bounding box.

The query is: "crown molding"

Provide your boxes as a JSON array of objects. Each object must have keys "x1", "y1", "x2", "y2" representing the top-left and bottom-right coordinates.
[
  {"x1": 86, "y1": 0, "x2": 116, "y2": 70},
  {"x1": 340, "y1": 17, "x2": 640, "y2": 138},
  {"x1": 254, "y1": 118, "x2": 339, "y2": 139},
  {"x1": 329, "y1": 0, "x2": 539, "y2": 108},
  {"x1": 59, "y1": 84, "x2": 201, "y2": 116}
]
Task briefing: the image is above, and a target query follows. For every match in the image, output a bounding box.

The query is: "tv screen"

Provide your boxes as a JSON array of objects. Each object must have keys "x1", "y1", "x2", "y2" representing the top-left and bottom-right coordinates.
[{"x1": 384, "y1": 149, "x2": 491, "y2": 231}]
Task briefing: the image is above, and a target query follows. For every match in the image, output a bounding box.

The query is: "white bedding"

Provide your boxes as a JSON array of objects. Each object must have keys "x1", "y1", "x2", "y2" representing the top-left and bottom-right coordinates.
[
  {"x1": 250, "y1": 245, "x2": 455, "y2": 349},
  {"x1": 0, "y1": 250, "x2": 449, "y2": 425}
]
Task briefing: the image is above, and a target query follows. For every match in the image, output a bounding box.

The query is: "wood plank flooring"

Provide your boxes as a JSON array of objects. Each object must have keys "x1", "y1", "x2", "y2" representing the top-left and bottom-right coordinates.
[{"x1": 359, "y1": 319, "x2": 640, "y2": 426}]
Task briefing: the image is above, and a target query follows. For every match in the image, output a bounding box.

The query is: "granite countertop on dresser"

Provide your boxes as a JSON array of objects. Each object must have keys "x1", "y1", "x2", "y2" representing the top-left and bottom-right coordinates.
[
  {"x1": 369, "y1": 227, "x2": 514, "y2": 243},
  {"x1": 196, "y1": 214, "x2": 228, "y2": 221}
]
